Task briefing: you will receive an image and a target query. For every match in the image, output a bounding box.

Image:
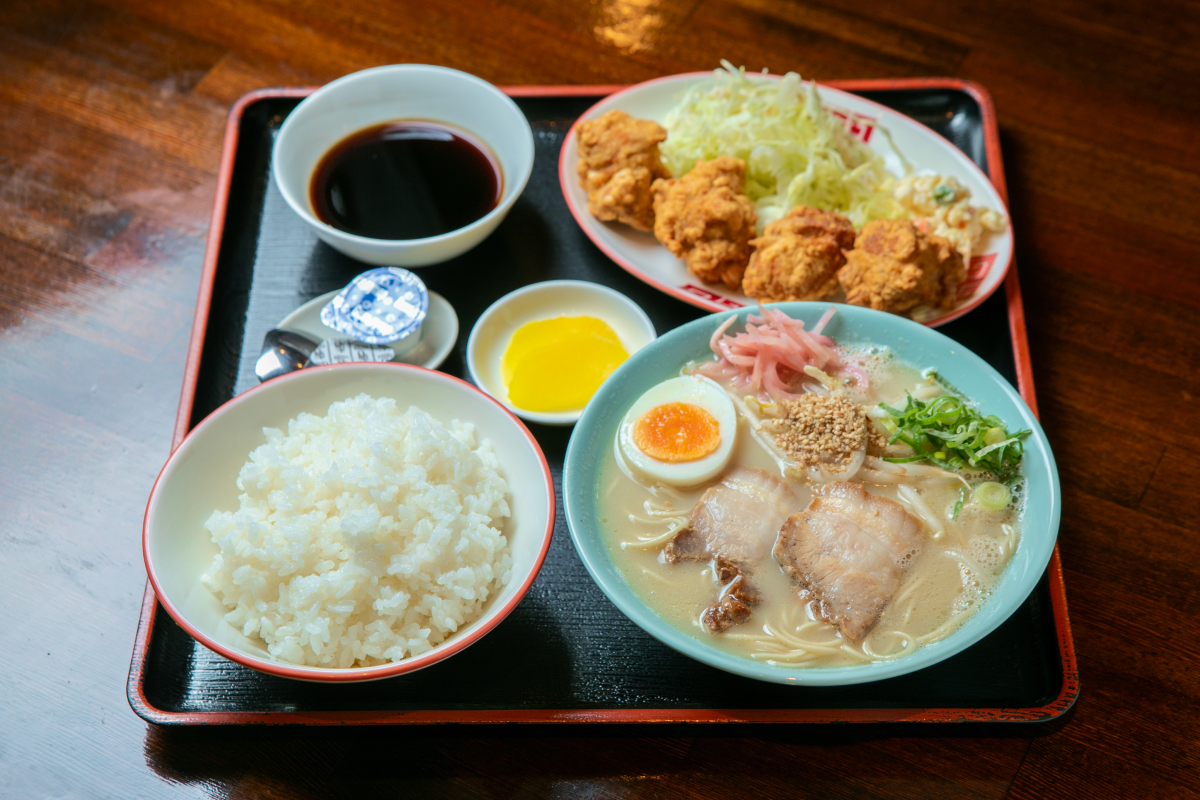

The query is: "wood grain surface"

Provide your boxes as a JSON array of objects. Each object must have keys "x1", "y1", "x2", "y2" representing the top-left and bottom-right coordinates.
[{"x1": 0, "y1": 0, "x2": 1196, "y2": 797}]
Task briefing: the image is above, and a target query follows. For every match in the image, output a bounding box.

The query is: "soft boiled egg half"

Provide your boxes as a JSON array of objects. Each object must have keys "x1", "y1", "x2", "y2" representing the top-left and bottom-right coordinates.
[{"x1": 618, "y1": 375, "x2": 737, "y2": 487}]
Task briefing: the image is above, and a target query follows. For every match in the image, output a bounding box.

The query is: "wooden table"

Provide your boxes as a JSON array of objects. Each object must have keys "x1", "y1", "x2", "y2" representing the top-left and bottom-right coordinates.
[{"x1": 2, "y1": 1, "x2": 1197, "y2": 797}]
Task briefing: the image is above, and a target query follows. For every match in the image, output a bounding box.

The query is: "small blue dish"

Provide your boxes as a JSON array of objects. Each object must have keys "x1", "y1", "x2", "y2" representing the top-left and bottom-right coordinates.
[{"x1": 563, "y1": 302, "x2": 1060, "y2": 687}]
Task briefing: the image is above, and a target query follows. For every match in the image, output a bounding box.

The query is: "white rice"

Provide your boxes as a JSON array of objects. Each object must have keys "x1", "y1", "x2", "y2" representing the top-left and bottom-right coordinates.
[{"x1": 201, "y1": 394, "x2": 512, "y2": 668}]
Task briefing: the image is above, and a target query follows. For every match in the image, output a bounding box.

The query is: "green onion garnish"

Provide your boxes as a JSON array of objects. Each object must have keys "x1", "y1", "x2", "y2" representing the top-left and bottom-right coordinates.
[
  {"x1": 974, "y1": 482, "x2": 1012, "y2": 511},
  {"x1": 951, "y1": 487, "x2": 966, "y2": 520},
  {"x1": 878, "y1": 387, "x2": 1030, "y2": 481}
]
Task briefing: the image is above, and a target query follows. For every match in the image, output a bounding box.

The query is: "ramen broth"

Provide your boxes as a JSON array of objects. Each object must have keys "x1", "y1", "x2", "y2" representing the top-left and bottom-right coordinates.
[{"x1": 599, "y1": 350, "x2": 1022, "y2": 668}]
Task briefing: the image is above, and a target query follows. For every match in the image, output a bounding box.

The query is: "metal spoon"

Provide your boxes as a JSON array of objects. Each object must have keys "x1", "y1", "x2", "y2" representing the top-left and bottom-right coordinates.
[
  {"x1": 255, "y1": 329, "x2": 318, "y2": 382},
  {"x1": 254, "y1": 329, "x2": 397, "y2": 382}
]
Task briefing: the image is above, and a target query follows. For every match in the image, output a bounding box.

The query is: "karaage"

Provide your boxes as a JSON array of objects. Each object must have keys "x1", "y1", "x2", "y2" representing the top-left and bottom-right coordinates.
[
  {"x1": 651, "y1": 157, "x2": 757, "y2": 290},
  {"x1": 838, "y1": 219, "x2": 965, "y2": 314},
  {"x1": 742, "y1": 206, "x2": 856, "y2": 302},
  {"x1": 576, "y1": 110, "x2": 669, "y2": 232}
]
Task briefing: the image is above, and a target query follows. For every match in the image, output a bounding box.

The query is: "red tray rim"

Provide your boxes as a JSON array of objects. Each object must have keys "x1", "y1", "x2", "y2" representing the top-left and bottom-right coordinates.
[{"x1": 127, "y1": 78, "x2": 1078, "y2": 726}]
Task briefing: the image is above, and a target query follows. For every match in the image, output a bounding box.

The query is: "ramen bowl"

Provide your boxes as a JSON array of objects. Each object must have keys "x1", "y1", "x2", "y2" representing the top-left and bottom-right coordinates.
[
  {"x1": 144, "y1": 363, "x2": 554, "y2": 682},
  {"x1": 563, "y1": 302, "x2": 1059, "y2": 686},
  {"x1": 272, "y1": 64, "x2": 535, "y2": 267}
]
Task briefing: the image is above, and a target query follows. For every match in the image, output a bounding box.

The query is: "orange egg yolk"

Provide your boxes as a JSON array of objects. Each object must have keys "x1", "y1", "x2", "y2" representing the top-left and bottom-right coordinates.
[{"x1": 633, "y1": 403, "x2": 721, "y2": 463}]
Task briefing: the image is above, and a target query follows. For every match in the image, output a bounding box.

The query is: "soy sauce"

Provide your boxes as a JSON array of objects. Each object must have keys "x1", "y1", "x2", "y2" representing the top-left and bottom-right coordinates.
[{"x1": 310, "y1": 121, "x2": 502, "y2": 240}]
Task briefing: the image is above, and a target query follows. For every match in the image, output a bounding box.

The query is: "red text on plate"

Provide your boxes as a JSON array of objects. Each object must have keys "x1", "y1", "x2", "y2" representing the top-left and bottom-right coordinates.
[
  {"x1": 681, "y1": 284, "x2": 744, "y2": 309},
  {"x1": 829, "y1": 109, "x2": 876, "y2": 144},
  {"x1": 957, "y1": 253, "x2": 997, "y2": 299}
]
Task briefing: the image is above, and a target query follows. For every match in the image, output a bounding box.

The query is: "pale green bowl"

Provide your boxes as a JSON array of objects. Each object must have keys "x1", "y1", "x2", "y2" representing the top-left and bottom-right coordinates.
[{"x1": 563, "y1": 302, "x2": 1060, "y2": 686}]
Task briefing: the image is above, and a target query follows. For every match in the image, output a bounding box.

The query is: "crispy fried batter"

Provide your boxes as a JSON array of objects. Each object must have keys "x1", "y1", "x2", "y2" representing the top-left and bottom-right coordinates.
[
  {"x1": 743, "y1": 206, "x2": 856, "y2": 301},
  {"x1": 588, "y1": 166, "x2": 656, "y2": 232},
  {"x1": 576, "y1": 110, "x2": 669, "y2": 231},
  {"x1": 651, "y1": 157, "x2": 757, "y2": 290},
  {"x1": 838, "y1": 219, "x2": 966, "y2": 313}
]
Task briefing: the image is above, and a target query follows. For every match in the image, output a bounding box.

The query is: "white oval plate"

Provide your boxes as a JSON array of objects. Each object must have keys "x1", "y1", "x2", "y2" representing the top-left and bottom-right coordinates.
[
  {"x1": 279, "y1": 290, "x2": 458, "y2": 371},
  {"x1": 558, "y1": 73, "x2": 1013, "y2": 327}
]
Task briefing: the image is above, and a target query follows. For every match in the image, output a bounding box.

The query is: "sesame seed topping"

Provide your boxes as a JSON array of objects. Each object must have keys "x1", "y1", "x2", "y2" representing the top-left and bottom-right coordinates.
[{"x1": 765, "y1": 394, "x2": 880, "y2": 470}]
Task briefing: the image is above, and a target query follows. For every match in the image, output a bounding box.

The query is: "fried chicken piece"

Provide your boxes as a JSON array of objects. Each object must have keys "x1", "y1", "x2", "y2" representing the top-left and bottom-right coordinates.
[
  {"x1": 838, "y1": 219, "x2": 966, "y2": 313},
  {"x1": 589, "y1": 166, "x2": 657, "y2": 232},
  {"x1": 576, "y1": 110, "x2": 669, "y2": 232},
  {"x1": 742, "y1": 206, "x2": 856, "y2": 301},
  {"x1": 651, "y1": 157, "x2": 757, "y2": 290}
]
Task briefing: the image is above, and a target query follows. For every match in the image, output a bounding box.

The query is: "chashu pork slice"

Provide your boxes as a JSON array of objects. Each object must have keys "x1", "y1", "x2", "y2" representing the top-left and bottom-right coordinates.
[
  {"x1": 773, "y1": 481, "x2": 923, "y2": 641},
  {"x1": 663, "y1": 467, "x2": 798, "y2": 632}
]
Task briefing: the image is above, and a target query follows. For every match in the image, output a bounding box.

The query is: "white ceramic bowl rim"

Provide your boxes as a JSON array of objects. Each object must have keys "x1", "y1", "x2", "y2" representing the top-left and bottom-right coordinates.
[
  {"x1": 142, "y1": 362, "x2": 556, "y2": 682},
  {"x1": 465, "y1": 280, "x2": 658, "y2": 426},
  {"x1": 273, "y1": 64, "x2": 535, "y2": 247}
]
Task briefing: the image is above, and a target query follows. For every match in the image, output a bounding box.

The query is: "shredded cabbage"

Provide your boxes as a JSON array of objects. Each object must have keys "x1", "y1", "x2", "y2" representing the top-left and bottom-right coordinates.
[{"x1": 660, "y1": 62, "x2": 906, "y2": 230}]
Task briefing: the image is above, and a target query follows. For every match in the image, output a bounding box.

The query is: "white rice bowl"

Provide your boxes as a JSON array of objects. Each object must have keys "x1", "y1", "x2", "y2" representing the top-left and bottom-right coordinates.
[{"x1": 200, "y1": 394, "x2": 513, "y2": 668}]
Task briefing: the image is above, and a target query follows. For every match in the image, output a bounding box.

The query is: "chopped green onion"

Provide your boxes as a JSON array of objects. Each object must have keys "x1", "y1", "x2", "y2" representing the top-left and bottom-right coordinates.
[
  {"x1": 974, "y1": 482, "x2": 1011, "y2": 511},
  {"x1": 984, "y1": 427, "x2": 1007, "y2": 446},
  {"x1": 879, "y1": 416, "x2": 899, "y2": 437},
  {"x1": 975, "y1": 437, "x2": 1021, "y2": 459},
  {"x1": 877, "y1": 389, "x2": 1030, "y2": 480},
  {"x1": 951, "y1": 487, "x2": 966, "y2": 520}
]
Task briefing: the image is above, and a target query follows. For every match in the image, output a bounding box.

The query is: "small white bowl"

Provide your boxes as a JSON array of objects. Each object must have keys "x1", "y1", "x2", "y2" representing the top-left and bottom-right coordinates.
[
  {"x1": 272, "y1": 65, "x2": 535, "y2": 267},
  {"x1": 467, "y1": 281, "x2": 657, "y2": 426},
  {"x1": 143, "y1": 363, "x2": 554, "y2": 682}
]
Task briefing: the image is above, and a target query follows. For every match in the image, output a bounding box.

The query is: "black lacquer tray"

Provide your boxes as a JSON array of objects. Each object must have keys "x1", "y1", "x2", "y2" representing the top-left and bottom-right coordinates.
[{"x1": 128, "y1": 82, "x2": 1077, "y2": 725}]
